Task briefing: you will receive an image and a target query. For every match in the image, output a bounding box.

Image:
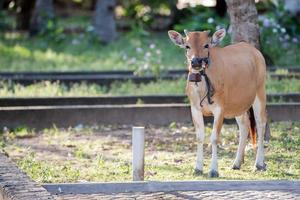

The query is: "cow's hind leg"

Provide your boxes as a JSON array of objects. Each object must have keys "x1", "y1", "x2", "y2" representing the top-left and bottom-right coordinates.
[
  {"x1": 232, "y1": 113, "x2": 249, "y2": 170},
  {"x1": 253, "y1": 89, "x2": 267, "y2": 170}
]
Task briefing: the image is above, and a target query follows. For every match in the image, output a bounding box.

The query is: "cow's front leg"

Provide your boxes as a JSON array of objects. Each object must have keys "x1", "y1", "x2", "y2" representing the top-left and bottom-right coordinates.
[
  {"x1": 209, "y1": 106, "x2": 224, "y2": 178},
  {"x1": 191, "y1": 106, "x2": 205, "y2": 175}
]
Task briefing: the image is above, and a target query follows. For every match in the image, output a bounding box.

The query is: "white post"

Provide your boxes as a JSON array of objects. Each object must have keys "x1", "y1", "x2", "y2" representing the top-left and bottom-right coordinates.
[{"x1": 132, "y1": 126, "x2": 145, "y2": 181}]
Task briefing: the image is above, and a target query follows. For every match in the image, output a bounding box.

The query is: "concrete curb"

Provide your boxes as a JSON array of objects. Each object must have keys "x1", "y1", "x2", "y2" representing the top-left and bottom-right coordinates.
[
  {"x1": 0, "y1": 152, "x2": 53, "y2": 200},
  {"x1": 0, "y1": 93, "x2": 299, "y2": 107},
  {"x1": 43, "y1": 180, "x2": 300, "y2": 195},
  {"x1": 0, "y1": 71, "x2": 299, "y2": 85},
  {"x1": 0, "y1": 103, "x2": 299, "y2": 129}
]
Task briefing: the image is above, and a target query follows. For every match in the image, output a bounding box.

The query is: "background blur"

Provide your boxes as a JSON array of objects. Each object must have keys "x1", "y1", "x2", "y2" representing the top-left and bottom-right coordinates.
[
  {"x1": 0, "y1": 0, "x2": 299, "y2": 97},
  {"x1": 0, "y1": 0, "x2": 300, "y2": 71}
]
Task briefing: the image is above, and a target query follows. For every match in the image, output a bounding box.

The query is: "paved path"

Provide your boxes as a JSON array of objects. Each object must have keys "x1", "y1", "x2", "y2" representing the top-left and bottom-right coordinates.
[
  {"x1": 0, "y1": 152, "x2": 299, "y2": 200},
  {"x1": 53, "y1": 190, "x2": 300, "y2": 200},
  {"x1": 46, "y1": 181, "x2": 300, "y2": 200}
]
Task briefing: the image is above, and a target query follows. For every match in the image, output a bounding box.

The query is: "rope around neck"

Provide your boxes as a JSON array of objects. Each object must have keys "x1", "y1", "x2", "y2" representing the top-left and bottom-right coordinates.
[{"x1": 199, "y1": 70, "x2": 215, "y2": 107}]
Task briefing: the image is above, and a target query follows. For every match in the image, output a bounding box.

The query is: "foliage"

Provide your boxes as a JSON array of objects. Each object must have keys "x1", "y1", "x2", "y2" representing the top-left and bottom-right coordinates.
[
  {"x1": 34, "y1": 17, "x2": 66, "y2": 43},
  {"x1": 258, "y1": 0, "x2": 300, "y2": 36},
  {"x1": 266, "y1": 78, "x2": 300, "y2": 94},
  {"x1": 0, "y1": 4, "x2": 299, "y2": 72},
  {"x1": 174, "y1": 6, "x2": 229, "y2": 34},
  {"x1": 1, "y1": 22, "x2": 300, "y2": 73},
  {"x1": 118, "y1": 0, "x2": 176, "y2": 29},
  {"x1": 172, "y1": 2, "x2": 300, "y2": 66},
  {"x1": 0, "y1": 32, "x2": 184, "y2": 71},
  {"x1": 32, "y1": 16, "x2": 103, "y2": 45},
  {"x1": 132, "y1": 43, "x2": 166, "y2": 77},
  {"x1": 0, "y1": 10, "x2": 15, "y2": 30},
  {"x1": 0, "y1": 78, "x2": 298, "y2": 97},
  {"x1": 258, "y1": 0, "x2": 300, "y2": 65},
  {"x1": 173, "y1": 6, "x2": 231, "y2": 47},
  {"x1": 0, "y1": 79, "x2": 186, "y2": 97}
]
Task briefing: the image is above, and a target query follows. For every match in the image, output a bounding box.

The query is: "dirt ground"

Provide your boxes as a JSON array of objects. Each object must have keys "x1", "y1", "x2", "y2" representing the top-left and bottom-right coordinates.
[{"x1": 1, "y1": 122, "x2": 300, "y2": 182}]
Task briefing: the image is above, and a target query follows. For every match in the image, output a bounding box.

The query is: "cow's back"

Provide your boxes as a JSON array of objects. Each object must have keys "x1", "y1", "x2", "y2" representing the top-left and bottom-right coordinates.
[{"x1": 208, "y1": 42, "x2": 266, "y2": 118}]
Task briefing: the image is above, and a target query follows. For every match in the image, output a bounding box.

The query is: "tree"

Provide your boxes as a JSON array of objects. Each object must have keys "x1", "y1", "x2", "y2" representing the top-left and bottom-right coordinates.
[
  {"x1": 93, "y1": 0, "x2": 117, "y2": 43},
  {"x1": 30, "y1": 0, "x2": 54, "y2": 36},
  {"x1": 0, "y1": 0, "x2": 3, "y2": 10},
  {"x1": 226, "y1": 0, "x2": 271, "y2": 139},
  {"x1": 16, "y1": 0, "x2": 35, "y2": 30},
  {"x1": 215, "y1": 0, "x2": 227, "y2": 17},
  {"x1": 225, "y1": 0, "x2": 260, "y2": 49}
]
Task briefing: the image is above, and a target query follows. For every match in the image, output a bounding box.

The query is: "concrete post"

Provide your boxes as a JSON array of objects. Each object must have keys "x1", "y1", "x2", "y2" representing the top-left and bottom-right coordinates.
[{"x1": 132, "y1": 127, "x2": 145, "y2": 181}]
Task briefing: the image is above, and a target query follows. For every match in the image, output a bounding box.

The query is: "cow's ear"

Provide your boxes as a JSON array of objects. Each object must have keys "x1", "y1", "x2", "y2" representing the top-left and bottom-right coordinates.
[
  {"x1": 211, "y1": 28, "x2": 226, "y2": 46},
  {"x1": 168, "y1": 30, "x2": 185, "y2": 48}
]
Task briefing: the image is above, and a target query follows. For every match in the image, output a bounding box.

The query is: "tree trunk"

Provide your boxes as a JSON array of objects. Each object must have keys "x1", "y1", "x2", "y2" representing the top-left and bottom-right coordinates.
[
  {"x1": 225, "y1": 0, "x2": 260, "y2": 49},
  {"x1": 215, "y1": 0, "x2": 227, "y2": 17},
  {"x1": 93, "y1": 0, "x2": 117, "y2": 43},
  {"x1": 0, "y1": 0, "x2": 4, "y2": 10},
  {"x1": 30, "y1": 0, "x2": 54, "y2": 36},
  {"x1": 16, "y1": 0, "x2": 35, "y2": 30}
]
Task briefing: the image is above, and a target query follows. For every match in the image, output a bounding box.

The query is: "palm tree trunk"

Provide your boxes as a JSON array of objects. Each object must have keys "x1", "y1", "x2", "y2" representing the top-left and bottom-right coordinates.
[
  {"x1": 93, "y1": 0, "x2": 117, "y2": 43},
  {"x1": 226, "y1": 0, "x2": 260, "y2": 49}
]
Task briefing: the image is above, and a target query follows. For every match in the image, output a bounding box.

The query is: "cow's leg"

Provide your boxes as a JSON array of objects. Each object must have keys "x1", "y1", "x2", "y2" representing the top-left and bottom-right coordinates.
[
  {"x1": 253, "y1": 91, "x2": 267, "y2": 170},
  {"x1": 191, "y1": 106, "x2": 205, "y2": 175},
  {"x1": 209, "y1": 106, "x2": 224, "y2": 178},
  {"x1": 232, "y1": 113, "x2": 249, "y2": 170}
]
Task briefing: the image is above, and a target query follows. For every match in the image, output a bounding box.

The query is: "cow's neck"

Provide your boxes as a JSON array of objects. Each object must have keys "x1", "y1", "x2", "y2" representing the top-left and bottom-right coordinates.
[{"x1": 188, "y1": 68, "x2": 215, "y2": 106}]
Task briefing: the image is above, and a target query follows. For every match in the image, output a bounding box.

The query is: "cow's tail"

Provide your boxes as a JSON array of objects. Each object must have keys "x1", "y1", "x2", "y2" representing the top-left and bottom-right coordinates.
[{"x1": 248, "y1": 107, "x2": 257, "y2": 149}]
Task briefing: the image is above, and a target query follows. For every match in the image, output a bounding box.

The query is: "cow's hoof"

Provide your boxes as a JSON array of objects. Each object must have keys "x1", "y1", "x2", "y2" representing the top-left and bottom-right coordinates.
[
  {"x1": 255, "y1": 163, "x2": 267, "y2": 171},
  {"x1": 194, "y1": 169, "x2": 203, "y2": 176},
  {"x1": 208, "y1": 170, "x2": 219, "y2": 178},
  {"x1": 232, "y1": 164, "x2": 240, "y2": 170}
]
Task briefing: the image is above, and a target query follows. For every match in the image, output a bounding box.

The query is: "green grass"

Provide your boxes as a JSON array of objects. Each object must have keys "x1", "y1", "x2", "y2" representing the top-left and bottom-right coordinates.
[
  {"x1": 0, "y1": 78, "x2": 299, "y2": 97},
  {"x1": 1, "y1": 28, "x2": 300, "y2": 72},
  {"x1": 1, "y1": 122, "x2": 299, "y2": 183},
  {"x1": 266, "y1": 78, "x2": 300, "y2": 93},
  {"x1": 0, "y1": 31, "x2": 185, "y2": 72}
]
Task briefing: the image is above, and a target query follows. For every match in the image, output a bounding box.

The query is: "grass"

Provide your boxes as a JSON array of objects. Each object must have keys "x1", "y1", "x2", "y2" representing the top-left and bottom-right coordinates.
[
  {"x1": 0, "y1": 79, "x2": 185, "y2": 97},
  {"x1": 0, "y1": 78, "x2": 299, "y2": 97},
  {"x1": 1, "y1": 122, "x2": 299, "y2": 183},
  {"x1": 0, "y1": 28, "x2": 300, "y2": 72},
  {"x1": 266, "y1": 78, "x2": 300, "y2": 94},
  {"x1": 0, "y1": 31, "x2": 185, "y2": 72}
]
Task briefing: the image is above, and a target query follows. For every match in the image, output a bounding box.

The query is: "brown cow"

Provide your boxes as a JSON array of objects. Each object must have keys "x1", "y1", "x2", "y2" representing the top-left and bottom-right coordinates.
[{"x1": 168, "y1": 29, "x2": 268, "y2": 177}]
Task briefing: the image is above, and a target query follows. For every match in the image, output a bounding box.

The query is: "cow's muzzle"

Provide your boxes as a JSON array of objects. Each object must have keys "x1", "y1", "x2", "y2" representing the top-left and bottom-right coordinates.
[{"x1": 191, "y1": 57, "x2": 209, "y2": 69}]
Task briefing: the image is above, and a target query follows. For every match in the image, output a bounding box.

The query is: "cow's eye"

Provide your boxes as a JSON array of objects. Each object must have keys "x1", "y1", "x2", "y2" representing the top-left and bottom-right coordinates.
[
  {"x1": 185, "y1": 45, "x2": 191, "y2": 50},
  {"x1": 204, "y1": 44, "x2": 209, "y2": 48}
]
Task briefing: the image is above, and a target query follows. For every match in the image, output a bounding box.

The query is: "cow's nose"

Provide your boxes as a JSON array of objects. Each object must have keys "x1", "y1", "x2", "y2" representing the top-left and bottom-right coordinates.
[{"x1": 191, "y1": 57, "x2": 201, "y2": 68}]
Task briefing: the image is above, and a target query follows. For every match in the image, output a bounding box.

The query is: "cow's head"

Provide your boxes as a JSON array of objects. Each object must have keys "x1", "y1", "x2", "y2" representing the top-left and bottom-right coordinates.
[{"x1": 168, "y1": 29, "x2": 226, "y2": 71}]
